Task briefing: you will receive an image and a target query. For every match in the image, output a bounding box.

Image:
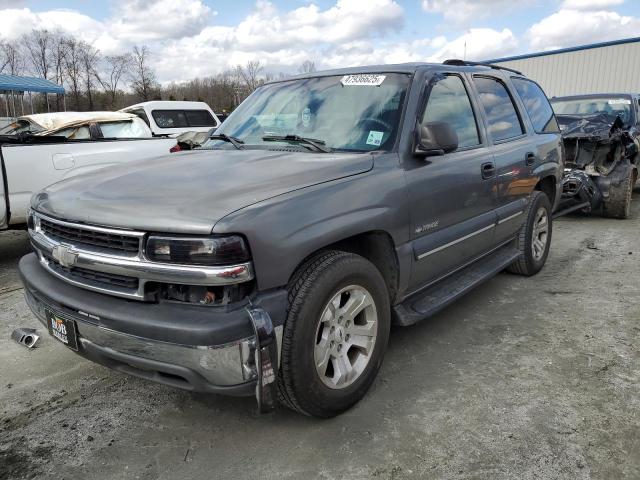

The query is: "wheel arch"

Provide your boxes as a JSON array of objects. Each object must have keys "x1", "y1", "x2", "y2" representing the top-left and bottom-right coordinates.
[
  {"x1": 534, "y1": 174, "x2": 557, "y2": 207},
  {"x1": 288, "y1": 230, "x2": 400, "y2": 305}
]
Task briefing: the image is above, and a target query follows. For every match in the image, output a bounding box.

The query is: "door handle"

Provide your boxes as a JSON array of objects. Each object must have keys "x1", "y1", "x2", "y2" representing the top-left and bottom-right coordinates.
[
  {"x1": 481, "y1": 162, "x2": 495, "y2": 179},
  {"x1": 525, "y1": 152, "x2": 536, "y2": 166}
]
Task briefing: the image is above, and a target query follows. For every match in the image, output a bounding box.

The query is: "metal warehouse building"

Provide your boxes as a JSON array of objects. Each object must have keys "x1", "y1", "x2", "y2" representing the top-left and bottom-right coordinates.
[{"x1": 486, "y1": 37, "x2": 640, "y2": 98}]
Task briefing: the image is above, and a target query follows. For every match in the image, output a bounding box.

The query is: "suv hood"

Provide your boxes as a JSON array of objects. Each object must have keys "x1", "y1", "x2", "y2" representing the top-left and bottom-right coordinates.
[{"x1": 33, "y1": 149, "x2": 373, "y2": 234}]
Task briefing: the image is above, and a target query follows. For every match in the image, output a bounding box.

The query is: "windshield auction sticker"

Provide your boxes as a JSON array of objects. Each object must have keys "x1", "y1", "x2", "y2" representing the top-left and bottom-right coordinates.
[
  {"x1": 608, "y1": 99, "x2": 631, "y2": 105},
  {"x1": 341, "y1": 74, "x2": 386, "y2": 86}
]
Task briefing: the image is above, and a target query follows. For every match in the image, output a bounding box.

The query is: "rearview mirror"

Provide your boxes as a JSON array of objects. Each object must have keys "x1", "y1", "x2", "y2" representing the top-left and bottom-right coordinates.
[{"x1": 414, "y1": 121, "x2": 458, "y2": 157}]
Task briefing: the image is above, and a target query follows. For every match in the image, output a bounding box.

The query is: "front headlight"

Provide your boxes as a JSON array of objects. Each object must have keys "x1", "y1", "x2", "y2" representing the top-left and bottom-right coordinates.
[{"x1": 145, "y1": 235, "x2": 250, "y2": 266}]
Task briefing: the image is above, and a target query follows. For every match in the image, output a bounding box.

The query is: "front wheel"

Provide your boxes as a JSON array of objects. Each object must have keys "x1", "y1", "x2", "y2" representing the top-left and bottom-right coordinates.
[
  {"x1": 602, "y1": 170, "x2": 634, "y2": 219},
  {"x1": 507, "y1": 190, "x2": 552, "y2": 276},
  {"x1": 277, "y1": 251, "x2": 390, "y2": 418}
]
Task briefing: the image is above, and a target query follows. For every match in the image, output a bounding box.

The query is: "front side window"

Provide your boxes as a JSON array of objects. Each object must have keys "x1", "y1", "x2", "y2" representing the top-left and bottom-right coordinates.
[
  {"x1": 512, "y1": 78, "x2": 559, "y2": 134},
  {"x1": 205, "y1": 73, "x2": 411, "y2": 152},
  {"x1": 474, "y1": 76, "x2": 524, "y2": 142},
  {"x1": 422, "y1": 75, "x2": 480, "y2": 148}
]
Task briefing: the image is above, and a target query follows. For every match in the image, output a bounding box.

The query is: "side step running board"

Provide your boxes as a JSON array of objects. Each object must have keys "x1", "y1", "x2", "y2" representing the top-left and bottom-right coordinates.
[
  {"x1": 393, "y1": 244, "x2": 520, "y2": 326},
  {"x1": 553, "y1": 201, "x2": 591, "y2": 219}
]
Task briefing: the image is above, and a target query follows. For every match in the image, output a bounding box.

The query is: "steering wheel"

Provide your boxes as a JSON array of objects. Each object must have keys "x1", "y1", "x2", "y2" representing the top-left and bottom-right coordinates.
[{"x1": 358, "y1": 117, "x2": 392, "y2": 131}]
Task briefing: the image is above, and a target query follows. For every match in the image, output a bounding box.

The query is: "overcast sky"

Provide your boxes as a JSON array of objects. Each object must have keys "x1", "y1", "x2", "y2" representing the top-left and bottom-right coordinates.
[{"x1": 1, "y1": 0, "x2": 639, "y2": 83}]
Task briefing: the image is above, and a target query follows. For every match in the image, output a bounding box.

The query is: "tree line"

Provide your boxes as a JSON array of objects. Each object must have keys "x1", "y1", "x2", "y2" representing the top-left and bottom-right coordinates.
[{"x1": 0, "y1": 29, "x2": 317, "y2": 116}]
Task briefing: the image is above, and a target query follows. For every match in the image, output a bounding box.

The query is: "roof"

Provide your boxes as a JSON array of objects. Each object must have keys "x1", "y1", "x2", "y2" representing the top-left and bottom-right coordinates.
[
  {"x1": 549, "y1": 93, "x2": 637, "y2": 101},
  {"x1": 485, "y1": 36, "x2": 640, "y2": 64},
  {"x1": 266, "y1": 62, "x2": 517, "y2": 85},
  {"x1": 121, "y1": 101, "x2": 213, "y2": 110},
  {"x1": 22, "y1": 111, "x2": 137, "y2": 131},
  {"x1": 0, "y1": 73, "x2": 65, "y2": 94}
]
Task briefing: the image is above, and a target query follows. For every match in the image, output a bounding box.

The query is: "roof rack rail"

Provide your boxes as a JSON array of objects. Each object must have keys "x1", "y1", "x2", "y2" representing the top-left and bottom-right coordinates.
[{"x1": 443, "y1": 59, "x2": 523, "y2": 76}]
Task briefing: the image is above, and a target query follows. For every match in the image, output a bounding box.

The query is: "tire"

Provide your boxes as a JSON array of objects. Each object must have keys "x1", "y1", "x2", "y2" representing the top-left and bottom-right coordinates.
[
  {"x1": 507, "y1": 191, "x2": 552, "y2": 276},
  {"x1": 602, "y1": 170, "x2": 634, "y2": 219},
  {"x1": 277, "y1": 250, "x2": 391, "y2": 418}
]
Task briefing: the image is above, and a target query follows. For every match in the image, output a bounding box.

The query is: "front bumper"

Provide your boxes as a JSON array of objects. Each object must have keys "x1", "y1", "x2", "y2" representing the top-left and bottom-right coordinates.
[{"x1": 19, "y1": 253, "x2": 286, "y2": 401}]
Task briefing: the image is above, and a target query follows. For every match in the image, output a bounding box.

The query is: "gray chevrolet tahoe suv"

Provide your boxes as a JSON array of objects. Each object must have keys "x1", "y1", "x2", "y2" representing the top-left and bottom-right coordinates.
[{"x1": 19, "y1": 61, "x2": 563, "y2": 417}]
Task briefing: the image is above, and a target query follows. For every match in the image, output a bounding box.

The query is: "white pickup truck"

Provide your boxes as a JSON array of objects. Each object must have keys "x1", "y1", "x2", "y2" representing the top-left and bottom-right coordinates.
[{"x1": 0, "y1": 135, "x2": 177, "y2": 229}]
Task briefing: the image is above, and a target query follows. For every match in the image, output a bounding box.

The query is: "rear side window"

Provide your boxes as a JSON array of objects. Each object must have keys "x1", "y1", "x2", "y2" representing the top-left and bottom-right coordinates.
[
  {"x1": 185, "y1": 110, "x2": 216, "y2": 127},
  {"x1": 129, "y1": 108, "x2": 151, "y2": 127},
  {"x1": 152, "y1": 109, "x2": 216, "y2": 129},
  {"x1": 153, "y1": 110, "x2": 188, "y2": 128},
  {"x1": 474, "y1": 76, "x2": 524, "y2": 142},
  {"x1": 422, "y1": 75, "x2": 480, "y2": 148},
  {"x1": 512, "y1": 78, "x2": 559, "y2": 133}
]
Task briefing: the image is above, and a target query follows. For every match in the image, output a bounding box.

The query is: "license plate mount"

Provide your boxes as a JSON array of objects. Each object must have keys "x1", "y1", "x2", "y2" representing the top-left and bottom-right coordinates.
[{"x1": 45, "y1": 309, "x2": 79, "y2": 351}]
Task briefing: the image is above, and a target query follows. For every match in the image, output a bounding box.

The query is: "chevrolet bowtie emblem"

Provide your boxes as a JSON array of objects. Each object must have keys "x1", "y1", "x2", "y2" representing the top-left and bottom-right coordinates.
[{"x1": 52, "y1": 244, "x2": 79, "y2": 268}]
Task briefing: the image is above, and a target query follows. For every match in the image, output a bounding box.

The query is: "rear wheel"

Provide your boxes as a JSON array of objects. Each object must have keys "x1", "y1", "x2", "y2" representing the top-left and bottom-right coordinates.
[
  {"x1": 602, "y1": 170, "x2": 634, "y2": 219},
  {"x1": 277, "y1": 251, "x2": 390, "y2": 418},
  {"x1": 507, "y1": 190, "x2": 552, "y2": 276}
]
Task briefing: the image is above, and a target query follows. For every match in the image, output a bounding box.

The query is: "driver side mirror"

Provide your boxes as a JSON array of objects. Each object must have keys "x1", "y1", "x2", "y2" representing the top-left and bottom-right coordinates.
[{"x1": 414, "y1": 121, "x2": 458, "y2": 157}]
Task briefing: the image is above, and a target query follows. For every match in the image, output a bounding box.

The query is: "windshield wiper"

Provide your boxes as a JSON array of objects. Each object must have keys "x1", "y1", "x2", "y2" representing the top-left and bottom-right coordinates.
[
  {"x1": 209, "y1": 133, "x2": 244, "y2": 150},
  {"x1": 262, "y1": 134, "x2": 332, "y2": 153}
]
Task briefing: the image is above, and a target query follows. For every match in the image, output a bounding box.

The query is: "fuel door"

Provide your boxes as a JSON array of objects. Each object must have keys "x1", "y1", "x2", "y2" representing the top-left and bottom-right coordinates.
[{"x1": 52, "y1": 153, "x2": 75, "y2": 170}]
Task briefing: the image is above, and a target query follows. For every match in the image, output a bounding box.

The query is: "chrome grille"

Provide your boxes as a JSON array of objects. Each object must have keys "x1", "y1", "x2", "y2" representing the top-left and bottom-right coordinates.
[
  {"x1": 40, "y1": 218, "x2": 140, "y2": 254},
  {"x1": 47, "y1": 259, "x2": 139, "y2": 291}
]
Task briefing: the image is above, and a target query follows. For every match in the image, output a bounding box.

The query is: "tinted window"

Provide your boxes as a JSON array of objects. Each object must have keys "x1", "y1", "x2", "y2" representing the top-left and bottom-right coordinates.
[
  {"x1": 422, "y1": 75, "x2": 480, "y2": 148},
  {"x1": 152, "y1": 110, "x2": 188, "y2": 128},
  {"x1": 185, "y1": 110, "x2": 216, "y2": 127},
  {"x1": 512, "y1": 78, "x2": 559, "y2": 133},
  {"x1": 474, "y1": 77, "x2": 524, "y2": 141},
  {"x1": 152, "y1": 109, "x2": 216, "y2": 129}
]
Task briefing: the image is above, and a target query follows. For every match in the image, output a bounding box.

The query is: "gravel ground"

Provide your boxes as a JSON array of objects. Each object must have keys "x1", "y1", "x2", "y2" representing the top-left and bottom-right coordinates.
[{"x1": 1, "y1": 197, "x2": 639, "y2": 480}]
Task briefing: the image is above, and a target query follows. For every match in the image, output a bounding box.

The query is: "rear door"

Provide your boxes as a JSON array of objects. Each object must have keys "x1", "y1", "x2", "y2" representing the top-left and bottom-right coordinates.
[
  {"x1": 406, "y1": 72, "x2": 497, "y2": 291},
  {"x1": 471, "y1": 75, "x2": 534, "y2": 243}
]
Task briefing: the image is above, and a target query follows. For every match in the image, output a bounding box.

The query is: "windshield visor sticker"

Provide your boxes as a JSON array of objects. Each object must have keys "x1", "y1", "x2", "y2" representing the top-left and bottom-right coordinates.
[
  {"x1": 366, "y1": 130, "x2": 384, "y2": 146},
  {"x1": 608, "y1": 99, "x2": 631, "y2": 105},
  {"x1": 341, "y1": 74, "x2": 386, "y2": 86},
  {"x1": 302, "y1": 107, "x2": 311, "y2": 127}
]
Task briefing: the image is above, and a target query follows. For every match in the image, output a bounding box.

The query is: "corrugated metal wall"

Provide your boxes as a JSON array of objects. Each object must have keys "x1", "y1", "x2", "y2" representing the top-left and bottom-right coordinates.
[{"x1": 493, "y1": 41, "x2": 640, "y2": 97}]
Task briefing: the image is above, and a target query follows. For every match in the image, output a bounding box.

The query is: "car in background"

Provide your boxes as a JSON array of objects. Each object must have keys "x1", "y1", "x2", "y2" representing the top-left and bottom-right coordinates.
[
  {"x1": 550, "y1": 93, "x2": 639, "y2": 219},
  {"x1": 120, "y1": 101, "x2": 220, "y2": 137},
  {"x1": 0, "y1": 112, "x2": 152, "y2": 139}
]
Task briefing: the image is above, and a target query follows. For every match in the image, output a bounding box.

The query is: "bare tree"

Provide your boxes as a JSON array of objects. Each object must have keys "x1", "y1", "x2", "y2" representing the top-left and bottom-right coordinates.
[
  {"x1": 63, "y1": 37, "x2": 83, "y2": 109},
  {"x1": 80, "y1": 42, "x2": 100, "y2": 110},
  {"x1": 130, "y1": 45, "x2": 158, "y2": 102},
  {"x1": 236, "y1": 60, "x2": 263, "y2": 92},
  {"x1": 23, "y1": 29, "x2": 53, "y2": 79},
  {"x1": 98, "y1": 54, "x2": 132, "y2": 109},
  {"x1": 298, "y1": 60, "x2": 316, "y2": 74},
  {"x1": 0, "y1": 40, "x2": 24, "y2": 75}
]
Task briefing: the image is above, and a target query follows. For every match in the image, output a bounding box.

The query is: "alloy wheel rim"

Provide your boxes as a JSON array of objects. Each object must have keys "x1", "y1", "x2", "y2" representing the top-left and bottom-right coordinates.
[
  {"x1": 313, "y1": 285, "x2": 378, "y2": 389},
  {"x1": 531, "y1": 207, "x2": 549, "y2": 261}
]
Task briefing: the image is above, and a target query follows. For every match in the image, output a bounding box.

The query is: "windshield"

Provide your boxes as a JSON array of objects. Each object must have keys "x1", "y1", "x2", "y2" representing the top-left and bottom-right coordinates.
[
  {"x1": 0, "y1": 119, "x2": 44, "y2": 135},
  {"x1": 204, "y1": 73, "x2": 411, "y2": 152},
  {"x1": 551, "y1": 97, "x2": 633, "y2": 125}
]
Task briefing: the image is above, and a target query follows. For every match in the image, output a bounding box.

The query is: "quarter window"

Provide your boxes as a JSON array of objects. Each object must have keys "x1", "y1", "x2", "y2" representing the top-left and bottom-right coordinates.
[
  {"x1": 422, "y1": 75, "x2": 480, "y2": 148},
  {"x1": 474, "y1": 76, "x2": 524, "y2": 142},
  {"x1": 512, "y1": 78, "x2": 559, "y2": 133}
]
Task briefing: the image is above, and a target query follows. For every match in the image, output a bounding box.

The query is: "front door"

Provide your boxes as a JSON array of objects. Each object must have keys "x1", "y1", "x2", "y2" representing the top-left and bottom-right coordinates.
[{"x1": 405, "y1": 73, "x2": 497, "y2": 292}]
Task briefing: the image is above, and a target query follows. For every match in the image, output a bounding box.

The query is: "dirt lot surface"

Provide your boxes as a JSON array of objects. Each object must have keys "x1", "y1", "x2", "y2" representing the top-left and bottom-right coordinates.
[{"x1": 1, "y1": 198, "x2": 639, "y2": 480}]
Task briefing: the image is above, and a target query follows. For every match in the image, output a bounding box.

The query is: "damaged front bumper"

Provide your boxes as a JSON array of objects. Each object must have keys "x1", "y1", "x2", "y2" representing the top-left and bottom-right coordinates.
[{"x1": 19, "y1": 253, "x2": 285, "y2": 412}]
